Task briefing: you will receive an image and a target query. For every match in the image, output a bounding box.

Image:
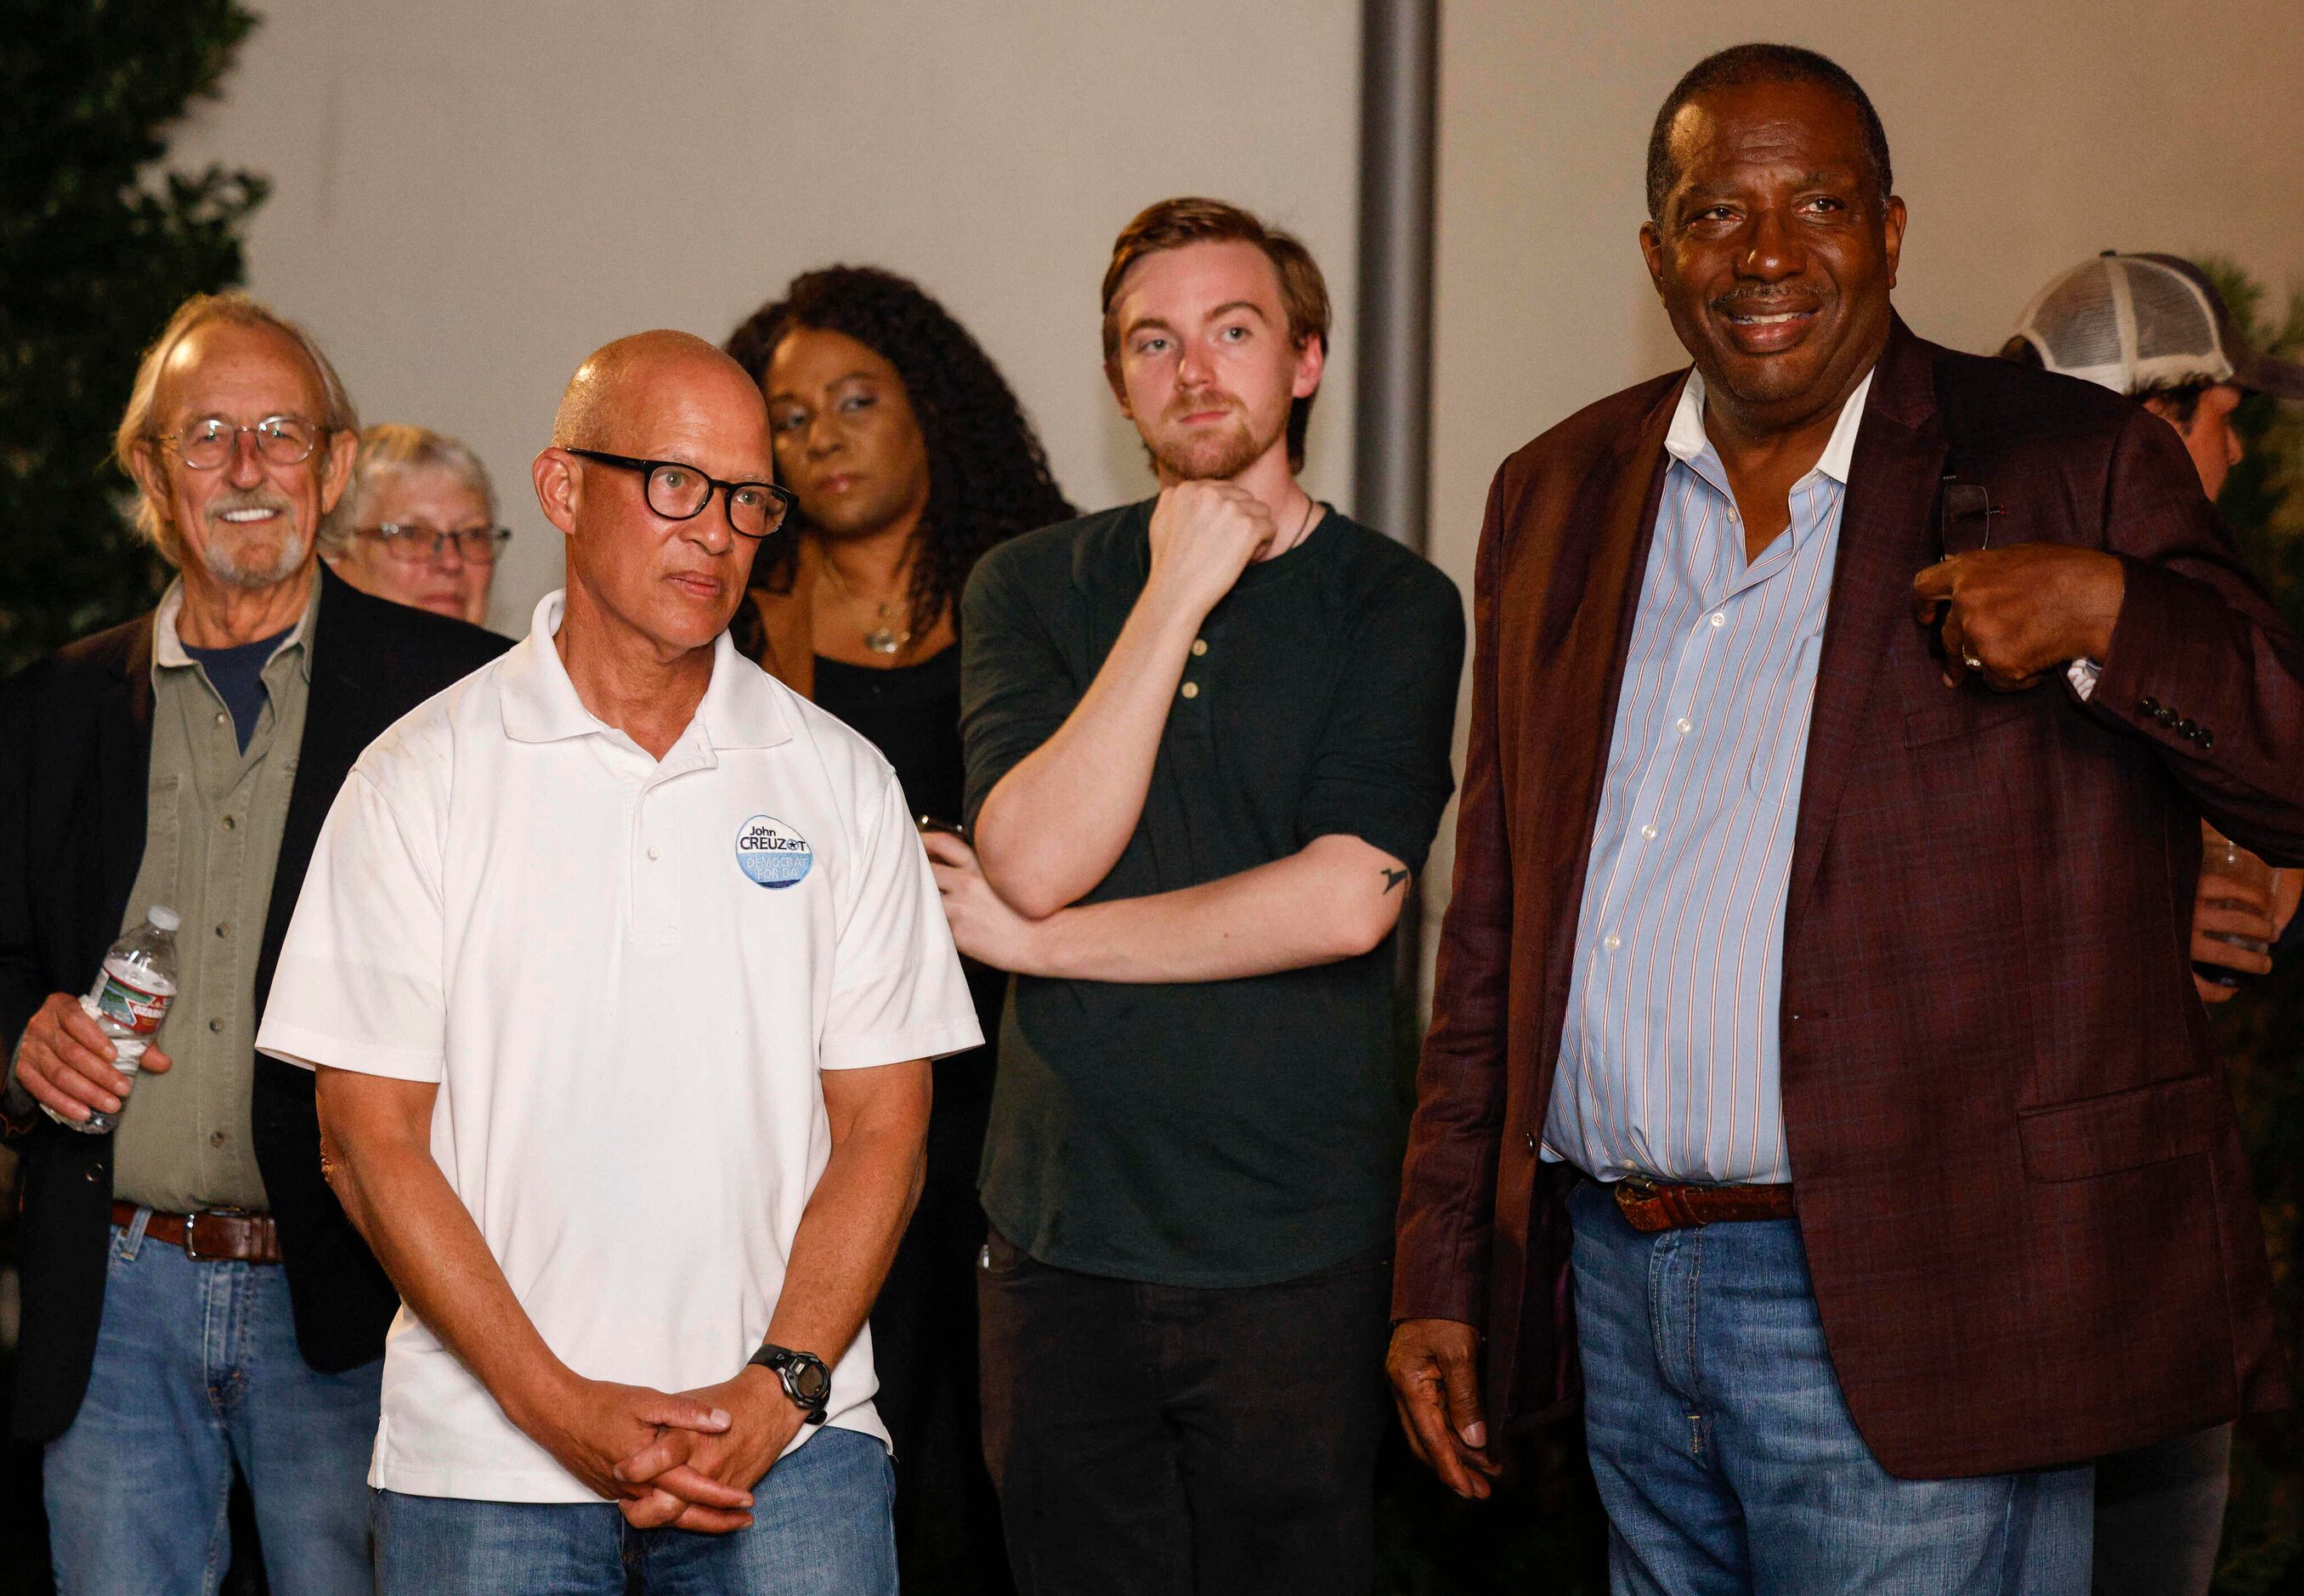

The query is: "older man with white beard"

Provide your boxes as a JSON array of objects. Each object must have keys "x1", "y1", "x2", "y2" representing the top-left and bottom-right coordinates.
[{"x1": 0, "y1": 291, "x2": 506, "y2": 1592}]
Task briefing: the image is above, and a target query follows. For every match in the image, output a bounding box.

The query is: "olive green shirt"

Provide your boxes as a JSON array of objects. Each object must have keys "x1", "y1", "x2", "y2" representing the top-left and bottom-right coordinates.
[{"x1": 110, "y1": 578, "x2": 316, "y2": 1214}]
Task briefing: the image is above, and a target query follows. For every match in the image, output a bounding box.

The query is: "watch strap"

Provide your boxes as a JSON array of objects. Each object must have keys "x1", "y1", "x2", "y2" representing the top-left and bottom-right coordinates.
[{"x1": 747, "y1": 1343, "x2": 831, "y2": 1424}]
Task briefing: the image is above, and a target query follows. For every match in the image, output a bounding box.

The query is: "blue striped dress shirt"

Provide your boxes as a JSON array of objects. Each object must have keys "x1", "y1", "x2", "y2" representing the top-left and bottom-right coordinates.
[{"x1": 1543, "y1": 367, "x2": 1873, "y2": 1186}]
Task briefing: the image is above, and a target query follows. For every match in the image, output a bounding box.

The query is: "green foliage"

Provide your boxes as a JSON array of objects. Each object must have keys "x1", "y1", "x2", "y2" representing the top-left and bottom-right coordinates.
[
  {"x1": 0, "y1": 0, "x2": 268, "y2": 676},
  {"x1": 2199, "y1": 258, "x2": 2304, "y2": 1596}
]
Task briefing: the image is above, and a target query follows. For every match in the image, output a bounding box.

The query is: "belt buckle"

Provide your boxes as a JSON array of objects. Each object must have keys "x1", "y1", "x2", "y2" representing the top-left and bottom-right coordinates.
[{"x1": 184, "y1": 1207, "x2": 246, "y2": 1262}]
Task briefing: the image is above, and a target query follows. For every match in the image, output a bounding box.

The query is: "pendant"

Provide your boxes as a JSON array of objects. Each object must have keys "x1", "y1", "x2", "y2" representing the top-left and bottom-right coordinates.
[{"x1": 865, "y1": 626, "x2": 905, "y2": 655}]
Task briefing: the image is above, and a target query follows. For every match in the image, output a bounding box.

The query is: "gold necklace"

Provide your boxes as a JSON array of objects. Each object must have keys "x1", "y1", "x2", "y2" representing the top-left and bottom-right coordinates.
[{"x1": 821, "y1": 554, "x2": 913, "y2": 656}]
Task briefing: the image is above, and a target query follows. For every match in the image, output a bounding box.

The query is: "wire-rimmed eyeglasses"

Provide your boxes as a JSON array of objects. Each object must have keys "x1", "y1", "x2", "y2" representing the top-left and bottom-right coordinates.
[
  {"x1": 150, "y1": 416, "x2": 328, "y2": 471},
  {"x1": 563, "y1": 449, "x2": 795, "y2": 540},
  {"x1": 354, "y1": 523, "x2": 512, "y2": 566}
]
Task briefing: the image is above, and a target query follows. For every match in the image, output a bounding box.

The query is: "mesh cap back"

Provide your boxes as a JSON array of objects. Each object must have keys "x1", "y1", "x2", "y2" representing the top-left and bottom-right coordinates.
[{"x1": 2010, "y1": 253, "x2": 2232, "y2": 394}]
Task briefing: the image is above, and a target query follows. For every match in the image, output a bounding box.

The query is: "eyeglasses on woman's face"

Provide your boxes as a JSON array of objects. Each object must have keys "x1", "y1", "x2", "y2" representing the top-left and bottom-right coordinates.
[{"x1": 354, "y1": 523, "x2": 512, "y2": 565}]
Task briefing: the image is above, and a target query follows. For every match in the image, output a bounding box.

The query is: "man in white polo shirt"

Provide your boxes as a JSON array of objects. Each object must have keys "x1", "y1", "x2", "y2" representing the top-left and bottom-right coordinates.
[{"x1": 257, "y1": 330, "x2": 978, "y2": 1593}]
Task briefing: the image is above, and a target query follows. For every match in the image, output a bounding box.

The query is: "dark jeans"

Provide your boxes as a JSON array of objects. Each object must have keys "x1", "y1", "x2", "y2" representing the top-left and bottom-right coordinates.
[
  {"x1": 2092, "y1": 1423, "x2": 2230, "y2": 1596},
  {"x1": 977, "y1": 1231, "x2": 1392, "y2": 1596}
]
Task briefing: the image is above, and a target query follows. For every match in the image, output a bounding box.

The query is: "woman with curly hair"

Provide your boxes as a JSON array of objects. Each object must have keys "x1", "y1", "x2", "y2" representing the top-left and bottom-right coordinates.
[{"x1": 725, "y1": 266, "x2": 1072, "y2": 1593}]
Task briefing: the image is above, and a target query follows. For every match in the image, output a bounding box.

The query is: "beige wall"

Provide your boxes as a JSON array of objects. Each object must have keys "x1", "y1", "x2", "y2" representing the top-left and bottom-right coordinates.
[
  {"x1": 1420, "y1": 0, "x2": 2304, "y2": 931},
  {"x1": 169, "y1": 1, "x2": 1362, "y2": 634},
  {"x1": 167, "y1": 2, "x2": 2304, "y2": 977}
]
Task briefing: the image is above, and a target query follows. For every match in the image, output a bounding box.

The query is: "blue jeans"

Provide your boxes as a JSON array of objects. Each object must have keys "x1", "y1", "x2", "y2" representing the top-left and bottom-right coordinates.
[
  {"x1": 1568, "y1": 1180, "x2": 2093, "y2": 1594},
  {"x1": 43, "y1": 1213, "x2": 382, "y2": 1595},
  {"x1": 373, "y1": 1423, "x2": 897, "y2": 1595}
]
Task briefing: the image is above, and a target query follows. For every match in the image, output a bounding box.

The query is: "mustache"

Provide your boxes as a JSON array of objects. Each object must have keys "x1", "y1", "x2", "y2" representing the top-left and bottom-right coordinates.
[
  {"x1": 1710, "y1": 288, "x2": 1827, "y2": 318},
  {"x1": 1163, "y1": 386, "x2": 1245, "y2": 422},
  {"x1": 206, "y1": 487, "x2": 297, "y2": 525}
]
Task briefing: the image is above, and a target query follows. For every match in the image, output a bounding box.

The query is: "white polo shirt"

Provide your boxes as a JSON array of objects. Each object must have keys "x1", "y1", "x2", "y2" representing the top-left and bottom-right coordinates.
[{"x1": 257, "y1": 591, "x2": 981, "y2": 1503}]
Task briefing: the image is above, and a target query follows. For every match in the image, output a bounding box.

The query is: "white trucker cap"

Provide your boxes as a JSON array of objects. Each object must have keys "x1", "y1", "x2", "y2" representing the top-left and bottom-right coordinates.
[{"x1": 2008, "y1": 252, "x2": 2304, "y2": 400}]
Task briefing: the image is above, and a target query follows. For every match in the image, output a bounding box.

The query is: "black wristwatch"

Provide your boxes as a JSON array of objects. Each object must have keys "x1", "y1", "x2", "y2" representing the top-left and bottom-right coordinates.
[{"x1": 746, "y1": 1343, "x2": 831, "y2": 1425}]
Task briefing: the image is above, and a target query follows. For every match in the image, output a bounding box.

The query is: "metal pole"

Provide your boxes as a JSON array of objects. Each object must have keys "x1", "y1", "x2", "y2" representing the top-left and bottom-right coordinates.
[
  {"x1": 1355, "y1": 0, "x2": 1438, "y2": 556},
  {"x1": 1355, "y1": 0, "x2": 1441, "y2": 1010}
]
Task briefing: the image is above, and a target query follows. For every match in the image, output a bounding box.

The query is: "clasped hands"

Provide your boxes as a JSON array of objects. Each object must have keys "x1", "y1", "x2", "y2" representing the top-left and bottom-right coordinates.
[
  {"x1": 1910, "y1": 543, "x2": 2126, "y2": 691},
  {"x1": 527, "y1": 1362, "x2": 807, "y2": 1534}
]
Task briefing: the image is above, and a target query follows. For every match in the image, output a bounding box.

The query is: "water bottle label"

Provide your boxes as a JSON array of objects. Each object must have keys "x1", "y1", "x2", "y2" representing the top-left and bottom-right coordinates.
[{"x1": 95, "y1": 969, "x2": 172, "y2": 1035}]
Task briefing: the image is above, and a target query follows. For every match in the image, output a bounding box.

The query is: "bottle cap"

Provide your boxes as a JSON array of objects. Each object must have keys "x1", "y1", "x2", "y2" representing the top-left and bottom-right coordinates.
[{"x1": 147, "y1": 906, "x2": 182, "y2": 932}]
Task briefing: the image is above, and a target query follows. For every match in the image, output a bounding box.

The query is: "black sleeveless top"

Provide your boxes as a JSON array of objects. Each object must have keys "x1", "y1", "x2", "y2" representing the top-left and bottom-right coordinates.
[{"x1": 808, "y1": 645, "x2": 966, "y2": 831}]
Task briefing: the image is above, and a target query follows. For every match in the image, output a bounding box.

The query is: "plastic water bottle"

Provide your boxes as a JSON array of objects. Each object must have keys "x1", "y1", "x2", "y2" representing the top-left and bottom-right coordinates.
[{"x1": 47, "y1": 907, "x2": 181, "y2": 1135}]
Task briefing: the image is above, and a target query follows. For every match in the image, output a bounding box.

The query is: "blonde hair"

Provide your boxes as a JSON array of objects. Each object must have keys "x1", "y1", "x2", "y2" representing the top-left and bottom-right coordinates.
[
  {"x1": 326, "y1": 423, "x2": 499, "y2": 555},
  {"x1": 113, "y1": 291, "x2": 360, "y2": 565}
]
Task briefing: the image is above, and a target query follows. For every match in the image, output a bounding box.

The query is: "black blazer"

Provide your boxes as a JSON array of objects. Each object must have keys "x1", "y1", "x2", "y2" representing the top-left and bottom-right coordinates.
[{"x1": 0, "y1": 564, "x2": 509, "y2": 1441}]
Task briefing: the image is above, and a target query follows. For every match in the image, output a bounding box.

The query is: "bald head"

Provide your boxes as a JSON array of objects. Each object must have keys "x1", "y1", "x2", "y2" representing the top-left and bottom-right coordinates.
[
  {"x1": 552, "y1": 329, "x2": 767, "y2": 453},
  {"x1": 532, "y1": 329, "x2": 775, "y2": 662}
]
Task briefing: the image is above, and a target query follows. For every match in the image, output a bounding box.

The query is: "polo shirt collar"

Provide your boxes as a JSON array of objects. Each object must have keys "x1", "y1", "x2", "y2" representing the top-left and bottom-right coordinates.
[
  {"x1": 1665, "y1": 365, "x2": 1877, "y2": 486},
  {"x1": 151, "y1": 570, "x2": 320, "y2": 682},
  {"x1": 499, "y1": 590, "x2": 791, "y2": 750}
]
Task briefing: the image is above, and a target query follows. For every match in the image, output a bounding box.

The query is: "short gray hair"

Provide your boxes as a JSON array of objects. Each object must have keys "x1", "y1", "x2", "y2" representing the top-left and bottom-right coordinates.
[
  {"x1": 325, "y1": 422, "x2": 500, "y2": 555},
  {"x1": 114, "y1": 291, "x2": 361, "y2": 565}
]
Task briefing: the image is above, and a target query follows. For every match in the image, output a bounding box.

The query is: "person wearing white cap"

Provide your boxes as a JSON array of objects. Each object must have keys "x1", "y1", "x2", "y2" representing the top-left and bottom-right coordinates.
[
  {"x1": 2005, "y1": 251, "x2": 2304, "y2": 1596},
  {"x1": 2007, "y1": 250, "x2": 2304, "y2": 502}
]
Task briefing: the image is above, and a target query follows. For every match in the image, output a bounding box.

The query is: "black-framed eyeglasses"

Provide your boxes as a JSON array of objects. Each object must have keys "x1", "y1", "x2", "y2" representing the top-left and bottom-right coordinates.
[
  {"x1": 356, "y1": 523, "x2": 512, "y2": 565},
  {"x1": 151, "y1": 415, "x2": 328, "y2": 471},
  {"x1": 563, "y1": 449, "x2": 795, "y2": 540}
]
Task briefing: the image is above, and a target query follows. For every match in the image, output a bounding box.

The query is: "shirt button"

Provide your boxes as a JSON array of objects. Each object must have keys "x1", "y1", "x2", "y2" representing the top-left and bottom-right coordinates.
[
  {"x1": 221, "y1": 814, "x2": 236, "y2": 830},
  {"x1": 1180, "y1": 682, "x2": 1200, "y2": 699},
  {"x1": 1710, "y1": 612, "x2": 1726, "y2": 628},
  {"x1": 1191, "y1": 638, "x2": 1209, "y2": 657},
  {"x1": 1640, "y1": 823, "x2": 1658, "y2": 840},
  {"x1": 1676, "y1": 717, "x2": 1694, "y2": 736},
  {"x1": 214, "y1": 922, "x2": 230, "y2": 938},
  {"x1": 214, "y1": 711, "x2": 229, "y2": 727},
  {"x1": 1603, "y1": 933, "x2": 1622, "y2": 952},
  {"x1": 207, "y1": 1018, "x2": 224, "y2": 1034},
  {"x1": 646, "y1": 846, "x2": 660, "y2": 861},
  {"x1": 210, "y1": 1131, "x2": 226, "y2": 1147}
]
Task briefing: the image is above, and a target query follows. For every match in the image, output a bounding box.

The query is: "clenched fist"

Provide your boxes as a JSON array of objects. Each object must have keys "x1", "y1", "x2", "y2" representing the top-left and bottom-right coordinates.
[{"x1": 1145, "y1": 480, "x2": 1278, "y2": 620}]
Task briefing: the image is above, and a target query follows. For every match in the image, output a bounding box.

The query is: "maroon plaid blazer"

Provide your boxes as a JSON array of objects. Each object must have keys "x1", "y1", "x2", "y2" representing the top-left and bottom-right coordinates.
[{"x1": 1393, "y1": 316, "x2": 2304, "y2": 1479}]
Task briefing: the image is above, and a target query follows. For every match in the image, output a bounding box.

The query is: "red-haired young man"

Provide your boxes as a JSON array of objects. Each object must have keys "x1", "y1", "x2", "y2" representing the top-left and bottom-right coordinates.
[{"x1": 931, "y1": 198, "x2": 1463, "y2": 1593}]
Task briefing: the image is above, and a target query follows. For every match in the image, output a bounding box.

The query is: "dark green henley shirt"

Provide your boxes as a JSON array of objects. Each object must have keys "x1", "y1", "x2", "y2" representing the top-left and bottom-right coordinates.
[{"x1": 960, "y1": 499, "x2": 1463, "y2": 1287}]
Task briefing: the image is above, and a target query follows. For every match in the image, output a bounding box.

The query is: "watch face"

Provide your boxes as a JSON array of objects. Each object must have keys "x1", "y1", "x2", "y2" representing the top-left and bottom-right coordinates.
[{"x1": 790, "y1": 1358, "x2": 831, "y2": 1405}]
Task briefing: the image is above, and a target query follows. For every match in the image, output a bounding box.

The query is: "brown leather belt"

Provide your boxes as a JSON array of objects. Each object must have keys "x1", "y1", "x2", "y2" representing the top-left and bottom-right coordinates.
[
  {"x1": 1613, "y1": 1176, "x2": 1795, "y2": 1233},
  {"x1": 112, "y1": 1201, "x2": 281, "y2": 1265}
]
